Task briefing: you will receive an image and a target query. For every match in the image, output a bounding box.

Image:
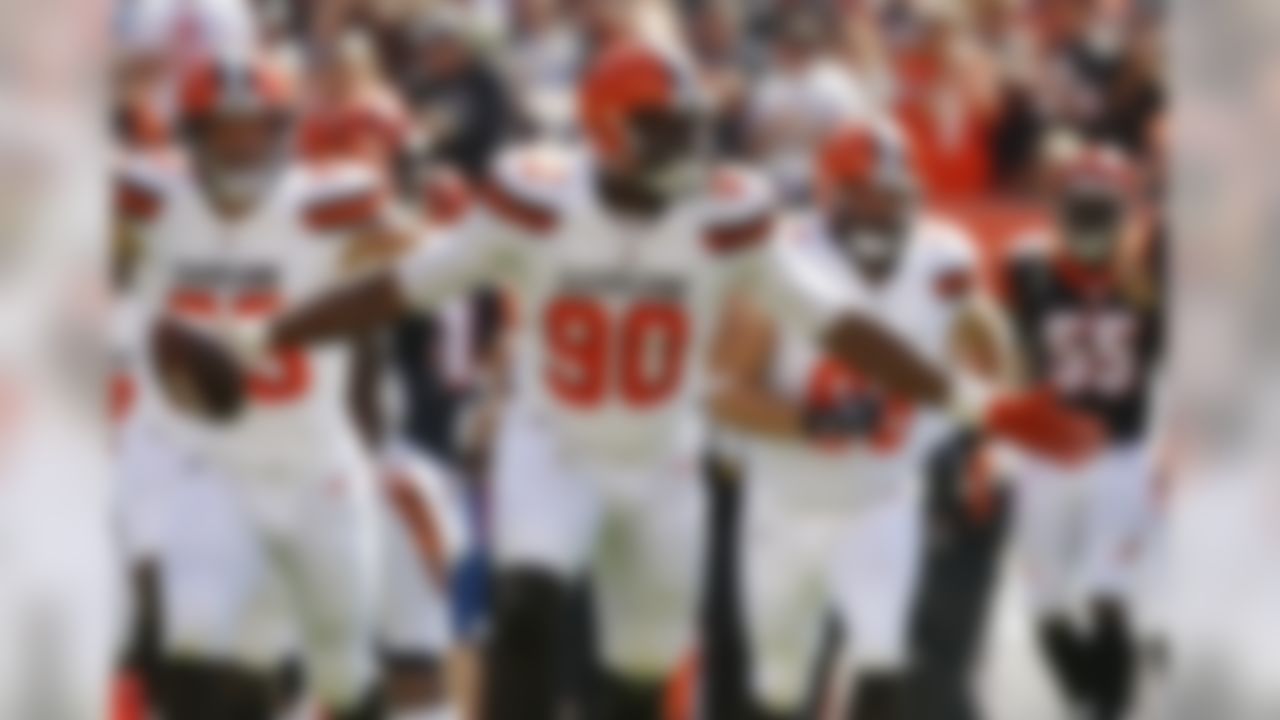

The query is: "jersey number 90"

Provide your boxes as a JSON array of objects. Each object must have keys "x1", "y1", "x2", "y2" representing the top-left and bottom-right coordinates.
[{"x1": 543, "y1": 297, "x2": 688, "y2": 409}]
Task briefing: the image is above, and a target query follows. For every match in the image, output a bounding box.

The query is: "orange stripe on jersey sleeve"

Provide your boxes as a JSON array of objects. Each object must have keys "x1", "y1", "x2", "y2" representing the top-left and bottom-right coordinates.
[
  {"x1": 304, "y1": 189, "x2": 384, "y2": 232},
  {"x1": 703, "y1": 214, "x2": 773, "y2": 254},
  {"x1": 478, "y1": 182, "x2": 558, "y2": 234}
]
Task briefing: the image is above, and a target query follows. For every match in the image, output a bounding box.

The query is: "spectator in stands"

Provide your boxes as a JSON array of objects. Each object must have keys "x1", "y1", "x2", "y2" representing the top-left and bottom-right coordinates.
[
  {"x1": 747, "y1": 6, "x2": 875, "y2": 202},
  {"x1": 887, "y1": 2, "x2": 1002, "y2": 200},
  {"x1": 505, "y1": 0, "x2": 586, "y2": 136},
  {"x1": 685, "y1": 0, "x2": 753, "y2": 157},
  {"x1": 298, "y1": 30, "x2": 412, "y2": 181},
  {"x1": 403, "y1": 7, "x2": 524, "y2": 179}
]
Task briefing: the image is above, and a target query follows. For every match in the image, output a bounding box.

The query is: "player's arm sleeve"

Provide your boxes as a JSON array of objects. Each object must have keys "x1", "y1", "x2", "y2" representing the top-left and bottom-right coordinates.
[
  {"x1": 728, "y1": 235, "x2": 861, "y2": 341},
  {"x1": 392, "y1": 208, "x2": 527, "y2": 312},
  {"x1": 727, "y1": 237, "x2": 953, "y2": 406}
]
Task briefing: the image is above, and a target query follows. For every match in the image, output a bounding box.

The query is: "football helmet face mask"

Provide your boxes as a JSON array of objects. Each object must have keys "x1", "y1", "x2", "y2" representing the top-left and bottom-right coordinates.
[
  {"x1": 1054, "y1": 146, "x2": 1135, "y2": 265},
  {"x1": 179, "y1": 56, "x2": 296, "y2": 210},
  {"x1": 816, "y1": 120, "x2": 916, "y2": 274},
  {"x1": 579, "y1": 43, "x2": 708, "y2": 198}
]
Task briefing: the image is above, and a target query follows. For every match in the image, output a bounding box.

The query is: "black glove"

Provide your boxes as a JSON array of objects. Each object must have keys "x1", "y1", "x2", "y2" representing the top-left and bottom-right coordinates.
[{"x1": 802, "y1": 394, "x2": 885, "y2": 441}]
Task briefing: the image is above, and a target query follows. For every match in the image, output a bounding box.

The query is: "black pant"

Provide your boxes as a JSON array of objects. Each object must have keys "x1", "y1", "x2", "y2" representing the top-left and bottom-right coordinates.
[{"x1": 907, "y1": 434, "x2": 1011, "y2": 720}]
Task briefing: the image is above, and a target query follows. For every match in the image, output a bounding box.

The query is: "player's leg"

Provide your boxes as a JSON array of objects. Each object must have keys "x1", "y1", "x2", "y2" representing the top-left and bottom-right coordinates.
[
  {"x1": 701, "y1": 453, "x2": 751, "y2": 720},
  {"x1": 908, "y1": 434, "x2": 1012, "y2": 720},
  {"x1": 486, "y1": 409, "x2": 599, "y2": 720},
  {"x1": 1013, "y1": 461, "x2": 1092, "y2": 712},
  {"x1": 267, "y1": 468, "x2": 384, "y2": 720},
  {"x1": 115, "y1": 420, "x2": 187, "y2": 714},
  {"x1": 739, "y1": 485, "x2": 833, "y2": 719},
  {"x1": 590, "y1": 457, "x2": 705, "y2": 720},
  {"x1": 831, "y1": 490, "x2": 925, "y2": 720},
  {"x1": 156, "y1": 467, "x2": 282, "y2": 720},
  {"x1": 378, "y1": 446, "x2": 471, "y2": 720},
  {"x1": 1078, "y1": 446, "x2": 1164, "y2": 720}
]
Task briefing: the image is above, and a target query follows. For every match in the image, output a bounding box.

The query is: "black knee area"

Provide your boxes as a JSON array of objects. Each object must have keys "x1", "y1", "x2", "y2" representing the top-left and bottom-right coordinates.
[
  {"x1": 1037, "y1": 616, "x2": 1091, "y2": 704},
  {"x1": 382, "y1": 651, "x2": 447, "y2": 709},
  {"x1": 598, "y1": 671, "x2": 663, "y2": 720},
  {"x1": 492, "y1": 568, "x2": 566, "y2": 654},
  {"x1": 1090, "y1": 600, "x2": 1137, "y2": 720},
  {"x1": 484, "y1": 568, "x2": 568, "y2": 720},
  {"x1": 274, "y1": 657, "x2": 305, "y2": 713},
  {"x1": 121, "y1": 562, "x2": 164, "y2": 680},
  {"x1": 848, "y1": 673, "x2": 908, "y2": 720},
  {"x1": 155, "y1": 658, "x2": 276, "y2": 720}
]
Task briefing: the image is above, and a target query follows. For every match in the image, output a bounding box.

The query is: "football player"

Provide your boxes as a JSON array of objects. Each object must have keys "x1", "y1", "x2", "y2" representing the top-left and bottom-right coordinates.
[
  {"x1": 115, "y1": 52, "x2": 407, "y2": 720},
  {"x1": 1001, "y1": 143, "x2": 1166, "y2": 720},
  {"x1": 710, "y1": 117, "x2": 1019, "y2": 720},
  {"x1": 186, "y1": 43, "x2": 1095, "y2": 720},
  {"x1": 295, "y1": 41, "x2": 475, "y2": 720}
]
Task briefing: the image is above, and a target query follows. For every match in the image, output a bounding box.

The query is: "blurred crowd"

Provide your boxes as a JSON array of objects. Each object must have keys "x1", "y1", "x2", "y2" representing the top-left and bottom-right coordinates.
[{"x1": 115, "y1": 0, "x2": 1167, "y2": 218}]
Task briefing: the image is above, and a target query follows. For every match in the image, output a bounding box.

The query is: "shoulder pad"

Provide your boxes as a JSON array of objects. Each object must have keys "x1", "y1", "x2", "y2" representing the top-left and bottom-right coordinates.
[
  {"x1": 702, "y1": 166, "x2": 777, "y2": 254},
  {"x1": 115, "y1": 153, "x2": 178, "y2": 223},
  {"x1": 300, "y1": 163, "x2": 387, "y2": 233},
  {"x1": 480, "y1": 143, "x2": 577, "y2": 234}
]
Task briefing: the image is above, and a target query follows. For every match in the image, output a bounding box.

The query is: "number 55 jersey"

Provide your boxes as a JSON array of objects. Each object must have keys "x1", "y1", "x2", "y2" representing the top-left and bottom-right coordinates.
[{"x1": 1001, "y1": 237, "x2": 1165, "y2": 445}]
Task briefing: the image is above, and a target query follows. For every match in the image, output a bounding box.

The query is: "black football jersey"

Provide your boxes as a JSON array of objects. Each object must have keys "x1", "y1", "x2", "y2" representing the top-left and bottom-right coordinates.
[{"x1": 1003, "y1": 239, "x2": 1166, "y2": 443}]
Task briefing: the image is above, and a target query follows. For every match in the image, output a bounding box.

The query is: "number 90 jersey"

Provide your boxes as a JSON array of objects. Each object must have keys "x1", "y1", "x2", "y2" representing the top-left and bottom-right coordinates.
[
  {"x1": 395, "y1": 143, "x2": 855, "y2": 465},
  {"x1": 117, "y1": 156, "x2": 386, "y2": 478},
  {"x1": 749, "y1": 215, "x2": 980, "y2": 513}
]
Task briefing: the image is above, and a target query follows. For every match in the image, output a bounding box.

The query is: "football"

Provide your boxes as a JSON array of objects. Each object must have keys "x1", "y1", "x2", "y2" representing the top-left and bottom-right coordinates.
[{"x1": 149, "y1": 317, "x2": 247, "y2": 423}]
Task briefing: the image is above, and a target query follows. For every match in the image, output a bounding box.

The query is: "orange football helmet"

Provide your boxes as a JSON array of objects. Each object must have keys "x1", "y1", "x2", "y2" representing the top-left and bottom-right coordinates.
[
  {"x1": 1051, "y1": 144, "x2": 1138, "y2": 263},
  {"x1": 178, "y1": 54, "x2": 296, "y2": 125},
  {"x1": 578, "y1": 42, "x2": 702, "y2": 167},
  {"x1": 814, "y1": 118, "x2": 920, "y2": 269},
  {"x1": 177, "y1": 54, "x2": 297, "y2": 207},
  {"x1": 815, "y1": 117, "x2": 916, "y2": 201}
]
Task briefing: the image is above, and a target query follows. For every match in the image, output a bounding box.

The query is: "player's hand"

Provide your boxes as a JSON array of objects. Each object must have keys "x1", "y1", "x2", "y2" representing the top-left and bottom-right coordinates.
[
  {"x1": 149, "y1": 317, "x2": 247, "y2": 423},
  {"x1": 217, "y1": 315, "x2": 272, "y2": 369},
  {"x1": 980, "y1": 388, "x2": 1102, "y2": 465}
]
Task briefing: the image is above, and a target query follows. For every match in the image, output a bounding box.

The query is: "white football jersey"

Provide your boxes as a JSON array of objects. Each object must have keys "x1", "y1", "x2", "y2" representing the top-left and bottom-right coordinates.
[
  {"x1": 118, "y1": 155, "x2": 386, "y2": 479},
  {"x1": 748, "y1": 212, "x2": 980, "y2": 513},
  {"x1": 396, "y1": 142, "x2": 854, "y2": 466}
]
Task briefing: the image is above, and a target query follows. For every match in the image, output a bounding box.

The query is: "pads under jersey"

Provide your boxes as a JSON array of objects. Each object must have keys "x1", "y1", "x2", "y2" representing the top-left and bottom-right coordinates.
[
  {"x1": 749, "y1": 213, "x2": 980, "y2": 512},
  {"x1": 395, "y1": 142, "x2": 856, "y2": 466},
  {"x1": 117, "y1": 156, "x2": 387, "y2": 478}
]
